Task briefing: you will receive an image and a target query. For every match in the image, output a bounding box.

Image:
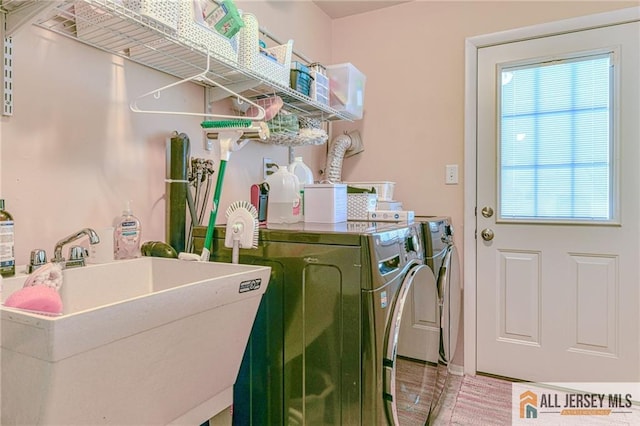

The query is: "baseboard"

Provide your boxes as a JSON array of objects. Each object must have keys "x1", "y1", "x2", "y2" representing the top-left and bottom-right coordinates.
[{"x1": 449, "y1": 363, "x2": 464, "y2": 376}]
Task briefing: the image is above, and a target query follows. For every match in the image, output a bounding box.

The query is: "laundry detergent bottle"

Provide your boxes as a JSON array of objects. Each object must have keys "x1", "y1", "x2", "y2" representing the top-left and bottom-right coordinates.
[
  {"x1": 289, "y1": 157, "x2": 314, "y2": 219},
  {"x1": 266, "y1": 165, "x2": 301, "y2": 224},
  {"x1": 0, "y1": 199, "x2": 15, "y2": 277}
]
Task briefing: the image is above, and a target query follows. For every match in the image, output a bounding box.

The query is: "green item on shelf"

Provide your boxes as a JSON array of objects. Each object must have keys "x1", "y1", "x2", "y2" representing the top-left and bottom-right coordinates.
[
  {"x1": 201, "y1": 119, "x2": 253, "y2": 129},
  {"x1": 347, "y1": 185, "x2": 376, "y2": 194},
  {"x1": 267, "y1": 112, "x2": 300, "y2": 134},
  {"x1": 204, "y1": 0, "x2": 244, "y2": 39}
]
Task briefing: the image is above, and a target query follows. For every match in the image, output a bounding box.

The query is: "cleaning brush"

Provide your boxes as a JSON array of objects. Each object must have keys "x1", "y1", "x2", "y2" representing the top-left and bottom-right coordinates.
[
  {"x1": 202, "y1": 121, "x2": 270, "y2": 143},
  {"x1": 225, "y1": 201, "x2": 259, "y2": 264},
  {"x1": 199, "y1": 121, "x2": 268, "y2": 261},
  {"x1": 201, "y1": 119, "x2": 253, "y2": 128}
]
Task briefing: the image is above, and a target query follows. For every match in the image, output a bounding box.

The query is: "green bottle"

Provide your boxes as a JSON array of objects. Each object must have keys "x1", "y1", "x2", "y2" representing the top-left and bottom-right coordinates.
[{"x1": 0, "y1": 199, "x2": 15, "y2": 277}]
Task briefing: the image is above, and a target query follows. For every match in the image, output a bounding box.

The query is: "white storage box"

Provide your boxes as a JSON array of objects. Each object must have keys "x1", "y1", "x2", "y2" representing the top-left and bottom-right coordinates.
[
  {"x1": 326, "y1": 63, "x2": 366, "y2": 119},
  {"x1": 345, "y1": 181, "x2": 395, "y2": 201},
  {"x1": 369, "y1": 210, "x2": 415, "y2": 223},
  {"x1": 347, "y1": 193, "x2": 377, "y2": 220},
  {"x1": 304, "y1": 184, "x2": 347, "y2": 223}
]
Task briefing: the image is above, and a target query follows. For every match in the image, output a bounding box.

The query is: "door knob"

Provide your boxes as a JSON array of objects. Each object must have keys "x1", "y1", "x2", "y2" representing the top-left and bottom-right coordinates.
[
  {"x1": 481, "y1": 206, "x2": 494, "y2": 218},
  {"x1": 481, "y1": 228, "x2": 494, "y2": 241}
]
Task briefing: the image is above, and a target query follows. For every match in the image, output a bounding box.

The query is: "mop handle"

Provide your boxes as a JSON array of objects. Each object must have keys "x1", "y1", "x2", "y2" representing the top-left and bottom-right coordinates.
[{"x1": 203, "y1": 160, "x2": 228, "y2": 253}]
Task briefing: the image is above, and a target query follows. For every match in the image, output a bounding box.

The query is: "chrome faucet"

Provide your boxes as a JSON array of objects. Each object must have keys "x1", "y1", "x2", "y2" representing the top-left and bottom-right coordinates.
[{"x1": 52, "y1": 228, "x2": 100, "y2": 267}]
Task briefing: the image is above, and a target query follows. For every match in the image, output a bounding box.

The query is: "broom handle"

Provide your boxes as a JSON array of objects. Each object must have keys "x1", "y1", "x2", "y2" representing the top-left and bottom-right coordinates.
[{"x1": 203, "y1": 160, "x2": 228, "y2": 254}]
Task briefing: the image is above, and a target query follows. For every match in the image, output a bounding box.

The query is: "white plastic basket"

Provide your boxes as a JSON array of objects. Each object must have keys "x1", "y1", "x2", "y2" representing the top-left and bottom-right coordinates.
[
  {"x1": 310, "y1": 72, "x2": 329, "y2": 105},
  {"x1": 125, "y1": 0, "x2": 179, "y2": 31},
  {"x1": 347, "y1": 193, "x2": 377, "y2": 220},
  {"x1": 176, "y1": 0, "x2": 239, "y2": 64},
  {"x1": 238, "y1": 13, "x2": 293, "y2": 87},
  {"x1": 345, "y1": 182, "x2": 395, "y2": 201}
]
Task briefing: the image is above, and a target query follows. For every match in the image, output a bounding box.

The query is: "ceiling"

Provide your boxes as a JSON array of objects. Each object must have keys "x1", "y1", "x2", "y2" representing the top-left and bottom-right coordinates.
[{"x1": 312, "y1": 1, "x2": 413, "y2": 19}]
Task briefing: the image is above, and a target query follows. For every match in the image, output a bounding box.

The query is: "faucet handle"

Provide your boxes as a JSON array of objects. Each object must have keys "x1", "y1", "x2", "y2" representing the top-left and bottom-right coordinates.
[
  {"x1": 68, "y1": 246, "x2": 88, "y2": 261},
  {"x1": 28, "y1": 249, "x2": 48, "y2": 273},
  {"x1": 66, "y1": 246, "x2": 89, "y2": 268}
]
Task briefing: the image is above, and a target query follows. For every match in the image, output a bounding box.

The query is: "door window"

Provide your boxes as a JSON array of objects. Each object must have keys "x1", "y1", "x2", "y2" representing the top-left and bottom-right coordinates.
[{"x1": 498, "y1": 52, "x2": 616, "y2": 223}]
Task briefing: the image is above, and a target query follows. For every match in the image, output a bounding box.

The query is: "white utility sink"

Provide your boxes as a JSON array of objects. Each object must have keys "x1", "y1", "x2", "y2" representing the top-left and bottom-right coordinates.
[{"x1": 1, "y1": 257, "x2": 270, "y2": 425}]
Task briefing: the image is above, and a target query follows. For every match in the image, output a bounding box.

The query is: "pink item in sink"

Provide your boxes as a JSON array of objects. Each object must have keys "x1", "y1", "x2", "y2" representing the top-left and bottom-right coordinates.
[
  {"x1": 4, "y1": 285, "x2": 63, "y2": 315},
  {"x1": 3, "y1": 262, "x2": 64, "y2": 316}
]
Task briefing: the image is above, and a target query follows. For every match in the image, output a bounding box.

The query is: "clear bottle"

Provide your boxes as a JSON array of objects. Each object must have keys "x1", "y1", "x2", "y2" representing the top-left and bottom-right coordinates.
[
  {"x1": 0, "y1": 199, "x2": 15, "y2": 277},
  {"x1": 114, "y1": 201, "x2": 142, "y2": 260},
  {"x1": 266, "y1": 166, "x2": 301, "y2": 224},
  {"x1": 289, "y1": 157, "x2": 314, "y2": 219}
]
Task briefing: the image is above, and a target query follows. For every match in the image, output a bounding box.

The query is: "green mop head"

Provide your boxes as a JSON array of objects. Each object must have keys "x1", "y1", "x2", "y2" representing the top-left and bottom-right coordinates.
[{"x1": 201, "y1": 119, "x2": 253, "y2": 129}]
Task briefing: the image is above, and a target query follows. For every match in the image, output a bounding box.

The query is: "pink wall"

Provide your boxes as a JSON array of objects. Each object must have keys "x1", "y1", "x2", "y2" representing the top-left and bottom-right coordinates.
[
  {"x1": 1, "y1": 0, "x2": 634, "y2": 270},
  {"x1": 330, "y1": 0, "x2": 637, "y2": 251},
  {"x1": 0, "y1": 1, "x2": 331, "y2": 267}
]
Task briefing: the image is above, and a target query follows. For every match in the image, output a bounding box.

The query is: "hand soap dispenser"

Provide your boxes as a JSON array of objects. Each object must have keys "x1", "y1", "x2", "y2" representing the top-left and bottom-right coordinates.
[{"x1": 114, "y1": 201, "x2": 141, "y2": 260}]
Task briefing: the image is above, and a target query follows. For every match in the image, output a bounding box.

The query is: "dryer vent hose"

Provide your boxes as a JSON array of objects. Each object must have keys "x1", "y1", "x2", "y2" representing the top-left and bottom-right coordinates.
[{"x1": 325, "y1": 131, "x2": 363, "y2": 183}]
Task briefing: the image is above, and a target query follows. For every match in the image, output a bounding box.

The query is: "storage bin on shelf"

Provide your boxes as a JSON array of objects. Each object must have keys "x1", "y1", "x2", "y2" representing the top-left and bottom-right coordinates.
[
  {"x1": 309, "y1": 63, "x2": 329, "y2": 105},
  {"x1": 175, "y1": 0, "x2": 239, "y2": 64},
  {"x1": 290, "y1": 62, "x2": 313, "y2": 96},
  {"x1": 238, "y1": 13, "x2": 293, "y2": 87},
  {"x1": 126, "y1": 0, "x2": 239, "y2": 68},
  {"x1": 326, "y1": 63, "x2": 366, "y2": 119}
]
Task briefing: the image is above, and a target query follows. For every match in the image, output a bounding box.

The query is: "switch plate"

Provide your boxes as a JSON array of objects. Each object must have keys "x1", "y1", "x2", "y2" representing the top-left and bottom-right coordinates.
[{"x1": 445, "y1": 164, "x2": 458, "y2": 185}]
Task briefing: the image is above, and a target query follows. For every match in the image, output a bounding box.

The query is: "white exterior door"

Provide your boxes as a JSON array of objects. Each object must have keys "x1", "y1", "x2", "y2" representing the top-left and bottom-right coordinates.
[{"x1": 476, "y1": 21, "x2": 640, "y2": 382}]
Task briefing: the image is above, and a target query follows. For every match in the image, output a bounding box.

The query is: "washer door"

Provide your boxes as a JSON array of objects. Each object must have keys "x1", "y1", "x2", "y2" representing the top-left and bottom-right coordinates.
[
  {"x1": 383, "y1": 263, "x2": 439, "y2": 425},
  {"x1": 440, "y1": 245, "x2": 461, "y2": 365}
]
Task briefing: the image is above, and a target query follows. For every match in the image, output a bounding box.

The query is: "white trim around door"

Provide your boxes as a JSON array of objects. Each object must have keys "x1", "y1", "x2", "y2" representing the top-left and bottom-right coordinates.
[{"x1": 463, "y1": 6, "x2": 640, "y2": 376}]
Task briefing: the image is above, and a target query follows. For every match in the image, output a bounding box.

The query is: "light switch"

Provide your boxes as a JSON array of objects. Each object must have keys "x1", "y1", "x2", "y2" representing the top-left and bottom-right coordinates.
[{"x1": 445, "y1": 164, "x2": 459, "y2": 185}]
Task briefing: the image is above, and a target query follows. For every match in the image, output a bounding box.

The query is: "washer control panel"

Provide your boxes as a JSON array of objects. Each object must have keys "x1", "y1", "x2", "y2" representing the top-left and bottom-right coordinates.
[{"x1": 370, "y1": 223, "x2": 424, "y2": 278}]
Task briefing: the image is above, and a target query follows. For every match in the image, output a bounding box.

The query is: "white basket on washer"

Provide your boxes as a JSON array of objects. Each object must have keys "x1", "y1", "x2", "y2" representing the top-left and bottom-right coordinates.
[
  {"x1": 347, "y1": 193, "x2": 378, "y2": 220},
  {"x1": 176, "y1": 0, "x2": 239, "y2": 64},
  {"x1": 124, "y1": 0, "x2": 179, "y2": 31},
  {"x1": 238, "y1": 13, "x2": 293, "y2": 87}
]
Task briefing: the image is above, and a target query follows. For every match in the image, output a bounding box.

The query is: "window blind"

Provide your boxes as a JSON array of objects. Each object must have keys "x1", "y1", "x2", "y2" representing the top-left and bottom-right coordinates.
[{"x1": 499, "y1": 54, "x2": 612, "y2": 221}]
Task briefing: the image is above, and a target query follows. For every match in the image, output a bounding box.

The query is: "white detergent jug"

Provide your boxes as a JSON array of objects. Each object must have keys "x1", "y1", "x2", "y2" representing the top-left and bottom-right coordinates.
[
  {"x1": 266, "y1": 165, "x2": 301, "y2": 224},
  {"x1": 289, "y1": 157, "x2": 314, "y2": 219}
]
